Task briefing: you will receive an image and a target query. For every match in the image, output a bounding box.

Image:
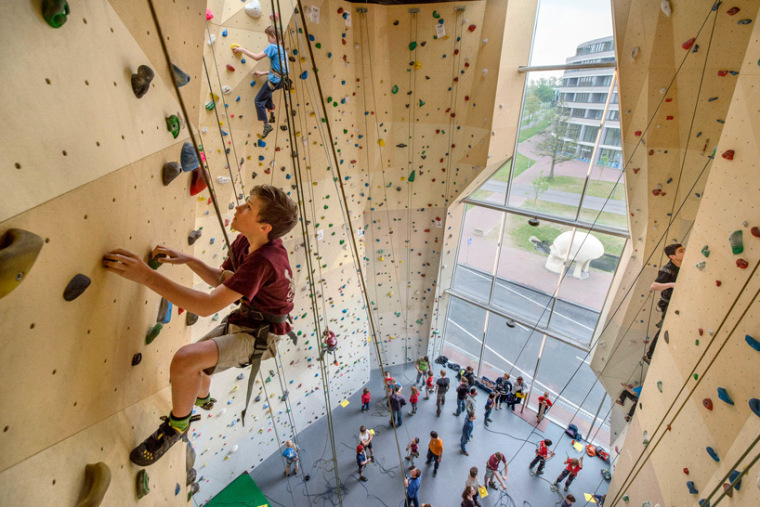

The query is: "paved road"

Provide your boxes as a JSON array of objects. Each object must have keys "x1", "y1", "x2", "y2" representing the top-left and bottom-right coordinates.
[
  {"x1": 481, "y1": 180, "x2": 627, "y2": 215},
  {"x1": 454, "y1": 265, "x2": 598, "y2": 344}
]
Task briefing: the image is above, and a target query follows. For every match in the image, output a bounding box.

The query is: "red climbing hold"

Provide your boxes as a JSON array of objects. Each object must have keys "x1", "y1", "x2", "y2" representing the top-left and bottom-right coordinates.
[
  {"x1": 726, "y1": 7, "x2": 740, "y2": 15},
  {"x1": 751, "y1": 227, "x2": 760, "y2": 238},
  {"x1": 736, "y1": 259, "x2": 748, "y2": 269},
  {"x1": 666, "y1": 115, "x2": 674, "y2": 120},
  {"x1": 683, "y1": 468, "x2": 689, "y2": 475},
  {"x1": 226, "y1": 64, "x2": 235, "y2": 72},
  {"x1": 698, "y1": 328, "x2": 704, "y2": 336},
  {"x1": 665, "y1": 98, "x2": 673, "y2": 102},
  {"x1": 721, "y1": 149, "x2": 735, "y2": 160},
  {"x1": 648, "y1": 149, "x2": 654, "y2": 156},
  {"x1": 190, "y1": 168, "x2": 207, "y2": 196},
  {"x1": 468, "y1": 24, "x2": 476, "y2": 32},
  {"x1": 634, "y1": 130, "x2": 642, "y2": 136},
  {"x1": 716, "y1": 280, "x2": 722, "y2": 286},
  {"x1": 682, "y1": 37, "x2": 696, "y2": 50},
  {"x1": 632, "y1": 168, "x2": 640, "y2": 174},
  {"x1": 337, "y1": 7, "x2": 344, "y2": 14},
  {"x1": 717, "y1": 70, "x2": 729, "y2": 76},
  {"x1": 703, "y1": 398, "x2": 713, "y2": 410}
]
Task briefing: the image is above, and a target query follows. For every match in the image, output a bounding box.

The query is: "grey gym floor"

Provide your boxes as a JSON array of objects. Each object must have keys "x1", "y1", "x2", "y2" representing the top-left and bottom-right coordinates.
[{"x1": 249, "y1": 364, "x2": 610, "y2": 507}]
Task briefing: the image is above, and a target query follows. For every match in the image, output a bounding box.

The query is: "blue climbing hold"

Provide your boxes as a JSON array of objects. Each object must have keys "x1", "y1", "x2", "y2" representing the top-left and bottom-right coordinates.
[
  {"x1": 687, "y1": 481, "x2": 698, "y2": 494},
  {"x1": 706, "y1": 446, "x2": 720, "y2": 462},
  {"x1": 717, "y1": 387, "x2": 734, "y2": 405},
  {"x1": 250, "y1": 81, "x2": 256, "y2": 87},
  {"x1": 745, "y1": 334, "x2": 760, "y2": 351},
  {"x1": 175, "y1": 483, "x2": 180, "y2": 495},
  {"x1": 181, "y1": 142, "x2": 200, "y2": 172},
  {"x1": 699, "y1": 500, "x2": 710, "y2": 507},
  {"x1": 257, "y1": 139, "x2": 266, "y2": 147},
  {"x1": 222, "y1": 29, "x2": 228, "y2": 36},
  {"x1": 729, "y1": 470, "x2": 742, "y2": 490},
  {"x1": 749, "y1": 398, "x2": 760, "y2": 417},
  {"x1": 236, "y1": 96, "x2": 241, "y2": 102},
  {"x1": 157, "y1": 298, "x2": 172, "y2": 324},
  {"x1": 300, "y1": 71, "x2": 308, "y2": 79},
  {"x1": 308, "y1": 34, "x2": 315, "y2": 41}
]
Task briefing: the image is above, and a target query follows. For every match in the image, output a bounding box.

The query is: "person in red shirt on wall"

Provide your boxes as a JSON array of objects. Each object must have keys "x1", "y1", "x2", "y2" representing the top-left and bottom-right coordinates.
[
  {"x1": 553, "y1": 456, "x2": 584, "y2": 492},
  {"x1": 537, "y1": 392, "x2": 553, "y2": 424},
  {"x1": 528, "y1": 439, "x2": 554, "y2": 475}
]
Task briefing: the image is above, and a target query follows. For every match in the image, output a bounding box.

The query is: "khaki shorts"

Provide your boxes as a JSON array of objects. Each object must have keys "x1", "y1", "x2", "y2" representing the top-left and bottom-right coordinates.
[{"x1": 199, "y1": 323, "x2": 286, "y2": 375}]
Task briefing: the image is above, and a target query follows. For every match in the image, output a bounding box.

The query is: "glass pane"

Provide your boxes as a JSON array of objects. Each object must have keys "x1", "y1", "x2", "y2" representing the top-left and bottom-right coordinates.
[
  {"x1": 441, "y1": 298, "x2": 487, "y2": 370},
  {"x1": 530, "y1": 0, "x2": 614, "y2": 67},
  {"x1": 532, "y1": 338, "x2": 607, "y2": 438},
  {"x1": 578, "y1": 127, "x2": 628, "y2": 231},
  {"x1": 468, "y1": 161, "x2": 511, "y2": 207},
  {"x1": 480, "y1": 313, "x2": 541, "y2": 383},
  {"x1": 493, "y1": 214, "x2": 571, "y2": 326},
  {"x1": 453, "y1": 207, "x2": 504, "y2": 303},
  {"x1": 550, "y1": 230, "x2": 626, "y2": 344}
]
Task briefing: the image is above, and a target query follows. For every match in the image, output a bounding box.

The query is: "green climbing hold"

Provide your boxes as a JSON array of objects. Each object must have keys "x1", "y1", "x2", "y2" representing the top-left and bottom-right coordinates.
[
  {"x1": 205, "y1": 101, "x2": 215, "y2": 111},
  {"x1": 701, "y1": 245, "x2": 710, "y2": 257},
  {"x1": 0, "y1": 229, "x2": 44, "y2": 300},
  {"x1": 42, "y1": 0, "x2": 70, "y2": 28},
  {"x1": 408, "y1": 170, "x2": 416, "y2": 182},
  {"x1": 136, "y1": 469, "x2": 150, "y2": 499},
  {"x1": 419, "y1": 99, "x2": 425, "y2": 107},
  {"x1": 657, "y1": 381, "x2": 663, "y2": 393},
  {"x1": 392, "y1": 85, "x2": 399, "y2": 94},
  {"x1": 621, "y1": 495, "x2": 629, "y2": 503},
  {"x1": 409, "y1": 41, "x2": 417, "y2": 51},
  {"x1": 693, "y1": 373, "x2": 699, "y2": 380},
  {"x1": 729, "y1": 230, "x2": 743, "y2": 254},
  {"x1": 432, "y1": 10, "x2": 440, "y2": 18},
  {"x1": 166, "y1": 115, "x2": 180, "y2": 138},
  {"x1": 146, "y1": 323, "x2": 163, "y2": 344}
]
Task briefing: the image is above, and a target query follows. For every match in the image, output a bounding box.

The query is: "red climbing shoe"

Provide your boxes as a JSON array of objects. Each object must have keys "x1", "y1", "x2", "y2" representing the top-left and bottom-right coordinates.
[{"x1": 130, "y1": 416, "x2": 189, "y2": 466}]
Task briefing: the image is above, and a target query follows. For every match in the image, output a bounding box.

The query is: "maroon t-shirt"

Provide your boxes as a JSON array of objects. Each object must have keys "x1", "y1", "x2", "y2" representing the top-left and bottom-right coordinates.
[{"x1": 221, "y1": 235, "x2": 294, "y2": 334}]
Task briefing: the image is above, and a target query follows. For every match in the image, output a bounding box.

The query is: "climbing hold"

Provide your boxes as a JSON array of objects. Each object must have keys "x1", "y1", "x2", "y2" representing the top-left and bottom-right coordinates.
[
  {"x1": 706, "y1": 447, "x2": 720, "y2": 462},
  {"x1": 245, "y1": 0, "x2": 262, "y2": 18},
  {"x1": 136, "y1": 469, "x2": 150, "y2": 499},
  {"x1": 205, "y1": 8, "x2": 213, "y2": 20},
  {"x1": 717, "y1": 387, "x2": 734, "y2": 405},
  {"x1": 166, "y1": 115, "x2": 180, "y2": 139},
  {"x1": 157, "y1": 298, "x2": 172, "y2": 324},
  {"x1": 413, "y1": 61, "x2": 422, "y2": 70},
  {"x1": 175, "y1": 483, "x2": 180, "y2": 495},
  {"x1": 409, "y1": 41, "x2": 417, "y2": 51},
  {"x1": 729, "y1": 470, "x2": 742, "y2": 490},
  {"x1": 723, "y1": 484, "x2": 733, "y2": 497},
  {"x1": 432, "y1": 10, "x2": 440, "y2": 18},
  {"x1": 715, "y1": 280, "x2": 721, "y2": 287},
  {"x1": 661, "y1": 0, "x2": 672, "y2": 16},
  {"x1": 622, "y1": 495, "x2": 629, "y2": 503},
  {"x1": 190, "y1": 168, "x2": 207, "y2": 196},
  {"x1": 181, "y1": 143, "x2": 199, "y2": 172},
  {"x1": 131, "y1": 353, "x2": 142, "y2": 366},
  {"x1": 695, "y1": 261, "x2": 706, "y2": 270},
  {"x1": 656, "y1": 381, "x2": 663, "y2": 393},
  {"x1": 145, "y1": 323, "x2": 163, "y2": 345},
  {"x1": 187, "y1": 229, "x2": 202, "y2": 246},
  {"x1": 701, "y1": 245, "x2": 710, "y2": 257},
  {"x1": 684, "y1": 468, "x2": 690, "y2": 474},
  {"x1": 728, "y1": 229, "x2": 744, "y2": 255},
  {"x1": 643, "y1": 431, "x2": 649, "y2": 445},
  {"x1": 687, "y1": 481, "x2": 698, "y2": 494},
  {"x1": 186, "y1": 312, "x2": 199, "y2": 326},
  {"x1": 721, "y1": 149, "x2": 735, "y2": 160},
  {"x1": 745, "y1": 334, "x2": 760, "y2": 351},
  {"x1": 682, "y1": 37, "x2": 696, "y2": 50},
  {"x1": 726, "y1": 7, "x2": 740, "y2": 15},
  {"x1": 528, "y1": 218, "x2": 540, "y2": 227},
  {"x1": 162, "y1": 162, "x2": 182, "y2": 186},
  {"x1": 63, "y1": 274, "x2": 91, "y2": 301},
  {"x1": 751, "y1": 226, "x2": 760, "y2": 238},
  {"x1": 0, "y1": 229, "x2": 44, "y2": 300},
  {"x1": 299, "y1": 71, "x2": 308, "y2": 80},
  {"x1": 408, "y1": 170, "x2": 416, "y2": 182},
  {"x1": 737, "y1": 19, "x2": 752, "y2": 25},
  {"x1": 736, "y1": 259, "x2": 748, "y2": 269},
  {"x1": 226, "y1": 64, "x2": 235, "y2": 72},
  {"x1": 171, "y1": 64, "x2": 190, "y2": 87},
  {"x1": 205, "y1": 101, "x2": 215, "y2": 111},
  {"x1": 42, "y1": 0, "x2": 70, "y2": 28},
  {"x1": 663, "y1": 330, "x2": 669, "y2": 344},
  {"x1": 468, "y1": 24, "x2": 476, "y2": 32},
  {"x1": 131, "y1": 65, "x2": 155, "y2": 98},
  {"x1": 699, "y1": 500, "x2": 710, "y2": 507},
  {"x1": 391, "y1": 85, "x2": 399, "y2": 94},
  {"x1": 75, "y1": 462, "x2": 111, "y2": 507},
  {"x1": 377, "y1": 139, "x2": 385, "y2": 146}
]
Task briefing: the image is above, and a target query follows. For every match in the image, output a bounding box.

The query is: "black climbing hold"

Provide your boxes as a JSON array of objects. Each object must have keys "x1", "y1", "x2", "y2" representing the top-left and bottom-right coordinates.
[
  {"x1": 132, "y1": 353, "x2": 142, "y2": 366},
  {"x1": 186, "y1": 312, "x2": 199, "y2": 326},
  {"x1": 750, "y1": 399, "x2": 760, "y2": 418},
  {"x1": 188, "y1": 230, "x2": 202, "y2": 245},
  {"x1": 76, "y1": 462, "x2": 111, "y2": 507},
  {"x1": 171, "y1": 64, "x2": 190, "y2": 87},
  {"x1": 506, "y1": 319, "x2": 516, "y2": 328},
  {"x1": 63, "y1": 274, "x2": 91, "y2": 301},
  {"x1": 136, "y1": 469, "x2": 150, "y2": 499},
  {"x1": 186, "y1": 468, "x2": 196, "y2": 486},
  {"x1": 148, "y1": 251, "x2": 166, "y2": 270},
  {"x1": 396, "y1": 144, "x2": 408, "y2": 148},
  {"x1": 162, "y1": 162, "x2": 182, "y2": 186},
  {"x1": 255, "y1": 394, "x2": 262, "y2": 402},
  {"x1": 280, "y1": 125, "x2": 288, "y2": 131},
  {"x1": 528, "y1": 218, "x2": 540, "y2": 227},
  {"x1": 281, "y1": 390, "x2": 289, "y2": 402},
  {"x1": 663, "y1": 330, "x2": 669, "y2": 344},
  {"x1": 131, "y1": 65, "x2": 155, "y2": 99},
  {"x1": 0, "y1": 228, "x2": 44, "y2": 300}
]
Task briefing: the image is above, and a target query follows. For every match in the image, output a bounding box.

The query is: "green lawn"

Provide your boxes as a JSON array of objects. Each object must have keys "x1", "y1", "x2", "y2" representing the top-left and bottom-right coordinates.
[
  {"x1": 537, "y1": 175, "x2": 626, "y2": 200},
  {"x1": 518, "y1": 199, "x2": 629, "y2": 245},
  {"x1": 489, "y1": 152, "x2": 535, "y2": 183},
  {"x1": 518, "y1": 118, "x2": 552, "y2": 142}
]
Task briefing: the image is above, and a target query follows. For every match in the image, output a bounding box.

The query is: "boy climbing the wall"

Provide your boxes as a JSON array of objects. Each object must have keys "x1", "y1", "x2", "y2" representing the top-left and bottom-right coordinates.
[
  {"x1": 645, "y1": 243, "x2": 684, "y2": 363},
  {"x1": 233, "y1": 25, "x2": 289, "y2": 139},
  {"x1": 102, "y1": 185, "x2": 299, "y2": 466}
]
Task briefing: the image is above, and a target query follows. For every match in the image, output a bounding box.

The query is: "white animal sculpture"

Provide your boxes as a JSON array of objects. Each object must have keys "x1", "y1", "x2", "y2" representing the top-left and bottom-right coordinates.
[{"x1": 529, "y1": 231, "x2": 605, "y2": 279}]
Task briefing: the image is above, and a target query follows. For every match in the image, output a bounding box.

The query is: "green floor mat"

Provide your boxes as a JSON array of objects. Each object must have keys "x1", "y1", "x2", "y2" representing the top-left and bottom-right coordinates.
[{"x1": 205, "y1": 473, "x2": 269, "y2": 506}]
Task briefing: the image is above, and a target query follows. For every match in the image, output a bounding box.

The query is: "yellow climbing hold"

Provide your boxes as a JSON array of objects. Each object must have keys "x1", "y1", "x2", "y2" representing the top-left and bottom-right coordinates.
[
  {"x1": 378, "y1": 139, "x2": 385, "y2": 146},
  {"x1": 413, "y1": 61, "x2": 422, "y2": 70},
  {"x1": 379, "y1": 256, "x2": 384, "y2": 261}
]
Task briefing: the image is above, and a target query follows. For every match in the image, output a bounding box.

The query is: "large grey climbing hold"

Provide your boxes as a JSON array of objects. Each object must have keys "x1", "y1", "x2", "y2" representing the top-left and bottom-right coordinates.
[
  {"x1": 63, "y1": 274, "x2": 91, "y2": 301},
  {"x1": 188, "y1": 230, "x2": 202, "y2": 245},
  {"x1": 162, "y1": 162, "x2": 182, "y2": 186},
  {"x1": 75, "y1": 462, "x2": 111, "y2": 507},
  {"x1": 131, "y1": 65, "x2": 154, "y2": 99},
  {"x1": 186, "y1": 442, "x2": 196, "y2": 470},
  {"x1": 171, "y1": 64, "x2": 190, "y2": 87}
]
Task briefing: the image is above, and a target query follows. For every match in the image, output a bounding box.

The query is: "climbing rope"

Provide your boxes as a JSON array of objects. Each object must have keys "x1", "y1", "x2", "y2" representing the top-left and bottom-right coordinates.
[
  {"x1": 442, "y1": 8, "x2": 466, "y2": 210},
  {"x1": 145, "y1": 0, "x2": 236, "y2": 268}
]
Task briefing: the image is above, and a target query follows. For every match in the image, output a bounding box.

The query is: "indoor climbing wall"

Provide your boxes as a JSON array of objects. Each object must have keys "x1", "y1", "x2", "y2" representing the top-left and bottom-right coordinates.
[
  {"x1": 593, "y1": 0, "x2": 760, "y2": 505},
  {"x1": 591, "y1": 0, "x2": 757, "y2": 440},
  {"x1": 0, "y1": 0, "x2": 209, "y2": 505}
]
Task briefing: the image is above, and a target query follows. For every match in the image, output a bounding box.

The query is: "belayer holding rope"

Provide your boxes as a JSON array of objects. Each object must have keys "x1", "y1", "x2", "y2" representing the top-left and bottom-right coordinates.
[
  {"x1": 103, "y1": 185, "x2": 299, "y2": 466},
  {"x1": 233, "y1": 26, "x2": 290, "y2": 139}
]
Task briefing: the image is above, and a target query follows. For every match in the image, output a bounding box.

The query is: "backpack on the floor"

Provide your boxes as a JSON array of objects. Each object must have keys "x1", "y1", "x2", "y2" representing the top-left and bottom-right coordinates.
[
  {"x1": 447, "y1": 362, "x2": 460, "y2": 372},
  {"x1": 565, "y1": 423, "x2": 582, "y2": 440},
  {"x1": 435, "y1": 355, "x2": 448, "y2": 366}
]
